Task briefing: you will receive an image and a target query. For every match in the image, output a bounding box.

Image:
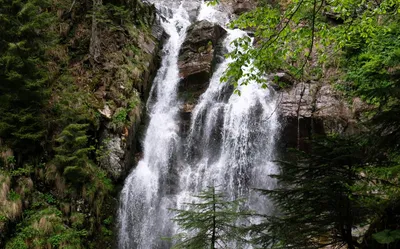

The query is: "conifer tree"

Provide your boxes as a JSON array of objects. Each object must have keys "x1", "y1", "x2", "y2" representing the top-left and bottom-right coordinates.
[
  {"x1": 54, "y1": 123, "x2": 93, "y2": 186},
  {"x1": 250, "y1": 135, "x2": 367, "y2": 249},
  {"x1": 0, "y1": 0, "x2": 54, "y2": 156},
  {"x1": 171, "y1": 186, "x2": 249, "y2": 249}
]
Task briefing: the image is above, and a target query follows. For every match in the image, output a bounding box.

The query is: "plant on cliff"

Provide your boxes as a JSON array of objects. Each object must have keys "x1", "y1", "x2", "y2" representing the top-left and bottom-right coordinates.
[
  {"x1": 5, "y1": 206, "x2": 87, "y2": 249},
  {"x1": 171, "y1": 186, "x2": 249, "y2": 249},
  {"x1": 53, "y1": 123, "x2": 93, "y2": 187},
  {"x1": 0, "y1": 0, "x2": 155, "y2": 246},
  {"x1": 333, "y1": 5, "x2": 400, "y2": 248},
  {"x1": 53, "y1": 122, "x2": 114, "y2": 216}
]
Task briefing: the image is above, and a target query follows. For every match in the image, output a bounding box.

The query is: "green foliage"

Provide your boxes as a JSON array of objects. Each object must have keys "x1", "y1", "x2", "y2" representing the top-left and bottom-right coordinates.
[
  {"x1": 10, "y1": 164, "x2": 33, "y2": 177},
  {"x1": 6, "y1": 156, "x2": 16, "y2": 167},
  {"x1": 373, "y1": 230, "x2": 400, "y2": 244},
  {"x1": 5, "y1": 237, "x2": 28, "y2": 249},
  {"x1": 171, "y1": 186, "x2": 249, "y2": 249},
  {"x1": 115, "y1": 109, "x2": 128, "y2": 122},
  {"x1": 342, "y1": 18, "x2": 400, "y2": 102},
  {"x1": 103, "y1": 216, "x2": 113, "y2": 226},
  {"x1": 52, "y1": 75, "x2": 101, "y2": 129},
  {"x1": 71, "y1": 212, "x2": 85, "y2": 229},
  {"x1": 221, "y1": 2, "x2": 400, "y2": 246},
  {"x1": 44, "y1": 193, "x2": 57, "y2": 205},
  {"x1": 54, "y1": 123, "x2": 92, "y2": 186},
  {"x1": 101, "y1": 226, "x2": 113, "y2": 237},
  {"x1": 93, "y1": 0, "x2": 155, "y2": 29},
  {"x1": 5, "y1": 206, "x2": 87, "y2": 249},
  {"x1": 0, "y1": 0, "x2": 55, "y2": 156},
  {"x1": 224, "y1": 0, "x2": 400, "y2": 89},
  {"x1": 7, "y1": 190, "x2": 21, "y2": 202},
  {"x1": 52, "y1": 122, "x2": 114, "y2": 218},
  {"x1": 0, "y1": 0, "x2": 152, "y2": 247},
  {"x1": 0, "y1": 215, "x2": 7, "y2": 222},
  {"x1": 251, "y1": 135, "x2": 367, "y2": 249}
]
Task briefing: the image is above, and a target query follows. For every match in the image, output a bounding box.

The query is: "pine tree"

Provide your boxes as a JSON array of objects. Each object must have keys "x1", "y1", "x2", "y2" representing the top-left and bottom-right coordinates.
[
  {"x1": 0, "y1": 0, "x2": 54, "y2": 156},
  {"x1": 171, "y1": 186, "x2": 249, "y2": 249},
  {"x1": 54, "y1": 123, "x2": 93, "y2": 186},
  {"x1": 250, "y1": 135, "x2": 368, "y2": 249}
]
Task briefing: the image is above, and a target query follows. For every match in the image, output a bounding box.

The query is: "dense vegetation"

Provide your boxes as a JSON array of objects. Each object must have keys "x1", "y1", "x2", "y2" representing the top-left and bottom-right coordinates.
[
  {"x1": 0, "y1": 0, "x2": 156, "y2": 247},
  {"x1": 212, "y1": 0, "x2": 400, "y2": 248},
  {"x1": 3, "y1": 0, "x2": 400, "y2": 248}
]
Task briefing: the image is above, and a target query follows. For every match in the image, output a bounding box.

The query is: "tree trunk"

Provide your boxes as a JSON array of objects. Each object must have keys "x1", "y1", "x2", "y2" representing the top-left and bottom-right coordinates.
[
  {"x1": 345, "y1": 164, "x2": 356, "y2": 249},
  {"x1": 90, "y1": 0, "x2": 102, "y2": 63},
  {"x1": 211, "y1": 187, "x2": 216, "y2": 249}
]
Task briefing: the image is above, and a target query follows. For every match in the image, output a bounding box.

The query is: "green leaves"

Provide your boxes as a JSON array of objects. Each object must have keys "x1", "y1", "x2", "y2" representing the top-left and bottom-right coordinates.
[
  {"x1": 373, "y1": 230, "x2": 400, "y2": 244},
  {"x1": 5, "y1": 206, "x2": 87, "y2": 249},
  {"x1": 224, "y1": 0, "x2": 400, "y2": 93}
]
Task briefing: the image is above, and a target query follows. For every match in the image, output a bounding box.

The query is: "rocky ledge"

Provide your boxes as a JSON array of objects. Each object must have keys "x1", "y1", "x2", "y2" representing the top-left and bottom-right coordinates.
[
  {"x1": 178, "y1": 20, "x2": 227, "y2": 94},
  {"x1": 275, "y1": 74, "x2": 365, "y2": 149},
  {"x1": 177, "y1": 20, "x2": 227, "y2": 134}
]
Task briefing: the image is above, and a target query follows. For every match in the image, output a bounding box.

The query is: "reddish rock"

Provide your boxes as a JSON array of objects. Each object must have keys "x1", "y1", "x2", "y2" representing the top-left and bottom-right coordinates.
[{"x1": 178, "y1": 20, "x2": 226, "y2": 94}]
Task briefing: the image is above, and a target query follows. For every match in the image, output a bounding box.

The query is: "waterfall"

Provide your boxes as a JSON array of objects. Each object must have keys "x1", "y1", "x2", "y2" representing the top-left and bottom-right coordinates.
[
  {"x1": 118, "y1": 1, "x2": 280, "y2": 248},
  {"x1": 118, "y1": 3, "x2": 191, "y2": 248}
]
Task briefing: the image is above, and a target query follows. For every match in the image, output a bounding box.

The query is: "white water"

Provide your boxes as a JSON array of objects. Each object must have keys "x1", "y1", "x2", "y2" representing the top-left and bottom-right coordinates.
[{"x1": 118, "y1": 1, "x2": 279, "y2": 248}]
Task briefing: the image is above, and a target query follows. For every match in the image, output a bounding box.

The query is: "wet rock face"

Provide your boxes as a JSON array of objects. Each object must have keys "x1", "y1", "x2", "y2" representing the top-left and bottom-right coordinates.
[
  {"x1": 177, "y1": 20, "x2": 226, "y2": 136},
  {"x1": 99, "y1": 22, "x2": 165, "y2": 181},
  {"x1": 178, "y1": 20, "x2": 227, "y2": 96}
]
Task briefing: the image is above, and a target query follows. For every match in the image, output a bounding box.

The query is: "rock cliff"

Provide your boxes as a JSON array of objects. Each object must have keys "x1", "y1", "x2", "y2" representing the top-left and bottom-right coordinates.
[
  {"x1": 274, "y1": 74, "x2": 363, "y2": 150},
  {"x1": 99, "y1": 23, "x2": 167, "y2": 181},
  {"x1": 178, "y1": 20, "x2": 227, "y2": 134},
  {"x1": 178, "y1": 20, "x2": 227, "y2": 94}
]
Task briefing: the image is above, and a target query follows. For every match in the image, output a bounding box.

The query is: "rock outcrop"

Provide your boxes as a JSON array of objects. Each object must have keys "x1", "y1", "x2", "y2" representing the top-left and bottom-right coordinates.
[
  {"x1": 178, "y1": 20, "x2": 227, "y2": 94},
  {"x1": 177, "y1": 20, "x2": 226, "y2": 134},
  {"x1": 98, "y1": 20, "x2": 167, "y2": 181},
  {"x1": 277, "y1": 80, "x2": 361, "y2": 149}
]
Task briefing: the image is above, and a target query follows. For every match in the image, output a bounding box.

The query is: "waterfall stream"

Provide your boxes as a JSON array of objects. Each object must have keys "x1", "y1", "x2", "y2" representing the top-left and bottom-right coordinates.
[{"x1": 118, "y1": 1, "x2": 279, "y2": 248}]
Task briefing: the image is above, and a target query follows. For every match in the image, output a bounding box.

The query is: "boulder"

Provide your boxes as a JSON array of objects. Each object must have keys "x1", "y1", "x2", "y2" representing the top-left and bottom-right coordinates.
[{"x1": 178, "y1": 20, "x2": 227, "y2": 95}]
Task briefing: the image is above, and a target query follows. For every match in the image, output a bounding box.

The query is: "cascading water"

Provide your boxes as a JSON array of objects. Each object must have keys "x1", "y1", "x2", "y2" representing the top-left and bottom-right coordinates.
[
  {"x1": 118, "y1": 3, "x2": 192, "y2": 248},
  {"x1": 118, "y1": 1, "x2": 280, "y2": 248}
]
